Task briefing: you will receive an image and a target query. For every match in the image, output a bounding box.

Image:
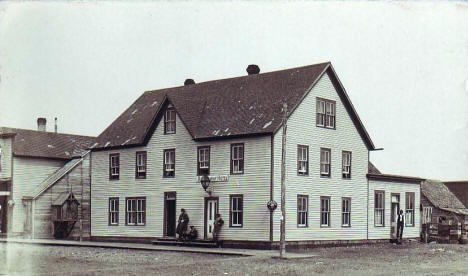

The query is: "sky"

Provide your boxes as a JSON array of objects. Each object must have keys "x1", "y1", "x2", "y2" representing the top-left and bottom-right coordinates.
[{"x1": 0, "y1": 1, "x2": 467, "y2": 181}]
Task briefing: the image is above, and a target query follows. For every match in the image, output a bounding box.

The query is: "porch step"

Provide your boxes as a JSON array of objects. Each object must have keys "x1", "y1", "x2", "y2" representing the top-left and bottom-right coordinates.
[{"x1": 152, "y1": 239, "x2": 218, "y2": 248}]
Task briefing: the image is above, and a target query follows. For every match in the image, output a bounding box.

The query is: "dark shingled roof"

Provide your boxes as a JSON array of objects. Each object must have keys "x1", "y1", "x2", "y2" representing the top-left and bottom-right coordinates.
[
  {"x1": 444, "y1": 181, "x2": 468, "y2": 209},
  {"x1": 94, "y1": 62, "x2": 375, "y2": 150},
  {"x1": 422, "y1": 180, "x2": 468, "y2": 215},
  {"x1": 368, "y1": 162, "x2": 381, "y2": 174},
  {"x1": 0, "y1": 127, "x2": 97, "y2": 159}
]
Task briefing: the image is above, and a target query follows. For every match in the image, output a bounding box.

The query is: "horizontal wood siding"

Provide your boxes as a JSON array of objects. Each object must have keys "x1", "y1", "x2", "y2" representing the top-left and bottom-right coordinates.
[
  {"x1": 0, "y1": 137, "x2": 12, "y2": 179},
  {"x1": 368, "y1": 180, "x2": 420, "y2": 239},
  {"x1": 91, "y1": 113, "x2": 271, "y2": 241},
  {"x1": 273, "y1": 72, "x2": 369, "y2": 241}
]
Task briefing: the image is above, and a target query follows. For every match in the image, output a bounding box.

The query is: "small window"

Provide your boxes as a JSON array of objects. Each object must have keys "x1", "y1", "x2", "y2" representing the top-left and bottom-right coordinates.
[
  {"x1": 405, "y1": 192, "x2": 415, "y2": 227},
  {"x1": 197, "y1": 146, "x2": 210, "y2": 176},
  {"x1": 342, "y1": 151, "x2": 352, "y2": 179},
  {"x1": 230, "y1": 143, "x2": 244, "y2": 174},
  {"x1": 109, "y1": 198, "x2": 119, "y2": 226},
  {"x1": 297, "y1": 195, "x2": 308, "y2": 227},
  {"x1": 320, "y1": 148, "x2": 331, "y2": 177},
  {"x1": 316, "y1": 98, "x2": 336, "y2": 129},
  {"x1": 320, "y1": 196, "x2": 330, "y2": 227},
  {"x1": 109, "y1": 153, "x2": 120, "y2": 180},
  {"x1": 375, "y1": 191, "x2": 385, "y2": 227},
  {"x1": 126, "y1": 197, "x2": 146, "y2": 226},
  {"x1": 342, "y1": 197, "x2": 351, "y2": 227},
  {"x1": 163, "y1": 149, "x2": 175, "y2": 178},
  {"x1": 135, "y1": 151, "x2": 147, "y2": 179},
  {"x1": 297, "y1": 145, "x2": 309, "y2": 176},
  {"x1": 230, "y1": 195, "x2": 243, "y2": 227},
  {"x1": 164, "y1": 105, "x2": 176, "y2": 134}
]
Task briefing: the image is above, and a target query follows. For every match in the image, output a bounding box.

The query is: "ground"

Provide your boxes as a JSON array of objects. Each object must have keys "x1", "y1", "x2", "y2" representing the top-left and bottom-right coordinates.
[{"x1": 1, "y1": 242, "x2": 468, "y2": 276}]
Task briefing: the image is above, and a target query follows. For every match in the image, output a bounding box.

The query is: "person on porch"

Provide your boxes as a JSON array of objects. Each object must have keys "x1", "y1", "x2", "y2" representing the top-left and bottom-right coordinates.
[
  {"x1": 176, "y1": 208, "x2": 189, "y2": 240},
  {"x1": 187, "y1": 225, "x2": 198, "y2": 241},
  {"x1": 397, "y1": 209, "x2": 404, "y2": 244},
  {"x1": 213, "y1": 213, "x2": 224, "y2": 244}
]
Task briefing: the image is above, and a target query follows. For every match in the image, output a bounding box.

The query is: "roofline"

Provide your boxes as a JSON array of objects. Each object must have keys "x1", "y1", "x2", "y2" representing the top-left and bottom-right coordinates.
[
  {"x1": 367, "y1": 173, "x2": 424, "y2": 184},
  {"x1": 444, "y1": 181, "x2": 468, "y2": 184},
  {"x1": 0, "y1": 133, "x2": 17, "y2": 138},
  {"x1": 13, "y1": 153, "x2": 73, "y2": 161},
  {"x1": 1, "y1": 126, "x2": 96, "y2": 138}
]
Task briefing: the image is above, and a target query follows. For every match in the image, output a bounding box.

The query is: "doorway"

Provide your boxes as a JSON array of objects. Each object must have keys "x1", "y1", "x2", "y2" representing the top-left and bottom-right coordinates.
[
  {"x1": 0, "y1": 196, "x2": 7, "y2": 236},
  {"x1": 390, "y1": 193, "x2": 400, "y2": 240},
  {"x1": 164, "y1": 192, "x2": 176, "y2": 237},
  {"x1": 204, "y1": 197, "x2": 218, "y2": 239}
]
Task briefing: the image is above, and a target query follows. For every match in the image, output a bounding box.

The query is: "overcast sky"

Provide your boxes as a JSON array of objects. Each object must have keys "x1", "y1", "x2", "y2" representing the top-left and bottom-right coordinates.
[{"x1": 0, "y1": 1, "x2": 467, "y2": 181}]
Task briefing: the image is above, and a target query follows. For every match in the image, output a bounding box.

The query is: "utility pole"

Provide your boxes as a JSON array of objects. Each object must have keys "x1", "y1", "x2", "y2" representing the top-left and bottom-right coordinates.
[{"x1": 280, "y1": 103, "x2": 288, "y2": 258}]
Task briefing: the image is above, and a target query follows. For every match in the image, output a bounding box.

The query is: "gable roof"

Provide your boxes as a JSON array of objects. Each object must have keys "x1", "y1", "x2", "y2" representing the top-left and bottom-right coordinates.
[
  {"x1": 422, "y1": 180, "x2": 468, "y2": 215},
  {"x1": 368, "y1": 161, "x2": 382, "y2": 174},
  {"x1": 444, "y1": 181, "x2": 468, "y2": 209},
  {"x1": 52, "y1": 191, "x2": 79, "y2": 206},
  {"x1": 0, "y1": 127, "x2": 96, "y2": 160},
  {"x1": 93, "y1": 62, "x2": 375, "y2": 150}
]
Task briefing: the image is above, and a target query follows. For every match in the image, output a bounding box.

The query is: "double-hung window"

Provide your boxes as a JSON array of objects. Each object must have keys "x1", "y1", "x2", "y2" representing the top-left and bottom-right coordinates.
[
  {"x1": 108, "y1": 198, "x2": 119, "y2": 226},
  {"x1": 126, "y1": 197, "x2": 146, "y2": 226},
  {"x1": 230, "y1": 195, "x2": 243, "y2": 227},
  {"x1": 342, "y1": 151, "x2": 352, "y2": 179},
  {"x1": 231, "y1": 143, "x2": 244, "y2": 174},
  {"x1": 320, "y1": 196, "x2": 330, "y2": 227},
  {"x1": 136, "y1": 151, "x2": 147, "y2": 179},
  {"x1": 405, "y1": 192, "x2": 415, "y2": 227},
  {"x1": 164, "y1": 105, "x2": 176, "y2": 134},
  {"x1": 109, "y1": 153, "x2": 120, "y2": 180},
  {"x1": 342, "y1": 197, "x2": 351, "y2": 227},
  {"x1": 297, "y1": 195, "x2": 308, "y2": 227},
  {"x1": 320, "y1": 148, "x2": 331, "y2": 177},
  {"x1": 374, "y1": 191, "x2": 385, "y2": 227},
  {"x1": 297, "y1": 145, "x2": 309, "y2": 176},
  {"x1": 197, "y1": 146, "x2": 210, "y2": 175},
  {"x1": 316, "y1": 98, "x2": 336, "y2": 129},
  {"x1": 163, "y1": 149, "x2": 175, "y2": 177}
]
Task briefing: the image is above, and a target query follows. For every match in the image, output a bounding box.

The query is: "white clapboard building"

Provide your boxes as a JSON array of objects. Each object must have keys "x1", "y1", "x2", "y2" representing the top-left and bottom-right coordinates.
[{"x1": 89, "y1": 62, "x2": 422, "y2": 249}]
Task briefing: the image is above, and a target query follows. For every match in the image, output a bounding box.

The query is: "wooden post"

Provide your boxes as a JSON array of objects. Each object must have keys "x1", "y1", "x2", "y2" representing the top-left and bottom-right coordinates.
[{"x1": 280, "y1": 103, "x2": 288, "y2": 258}]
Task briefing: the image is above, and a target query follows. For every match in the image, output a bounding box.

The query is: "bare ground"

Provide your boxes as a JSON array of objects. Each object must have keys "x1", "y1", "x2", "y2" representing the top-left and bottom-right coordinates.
[{"x1": 1, "y1": 242, "x2": 468, "y2": 276}]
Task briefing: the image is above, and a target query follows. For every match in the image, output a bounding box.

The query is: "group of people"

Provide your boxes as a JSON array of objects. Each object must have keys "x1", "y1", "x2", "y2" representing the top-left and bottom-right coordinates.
[{"x1": 176, "y1": 208, "x2": 224, "y2": 243}]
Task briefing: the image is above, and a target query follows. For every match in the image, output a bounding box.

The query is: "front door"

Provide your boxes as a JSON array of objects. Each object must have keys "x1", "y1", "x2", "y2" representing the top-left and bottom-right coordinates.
[
  {"x1": 205, "y1": 198, "x2": 218, "y2": 239},
  {"x1": 164, "y1": 192, "x2": 176, "y2": 237},
  {"x1": 0, "y1": 196, "x2": 7, "y2": 235},
  {"x1": 390, "y1": 194, "x2": 400, "y2": 240}
]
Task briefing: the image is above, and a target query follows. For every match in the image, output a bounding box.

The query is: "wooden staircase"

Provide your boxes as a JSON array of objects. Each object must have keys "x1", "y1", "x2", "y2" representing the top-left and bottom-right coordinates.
[{"x1": 152, "y1": 237, "x2": 218, "y2": 248}]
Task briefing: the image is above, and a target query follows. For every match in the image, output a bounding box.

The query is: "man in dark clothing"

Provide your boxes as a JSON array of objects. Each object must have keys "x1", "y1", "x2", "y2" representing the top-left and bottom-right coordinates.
[
  {"x1": 176, "y1": 209, "x2": 189, "y2": 240},
  {"x1": 213, "y1": 214, "x2": 224, "y2": 243},
  {"x1": 397, "y1": 209, "x2": 404, "y2": 244},
  {"x1": 187, "y1": 226, "x2": 198, "y2": 241}
]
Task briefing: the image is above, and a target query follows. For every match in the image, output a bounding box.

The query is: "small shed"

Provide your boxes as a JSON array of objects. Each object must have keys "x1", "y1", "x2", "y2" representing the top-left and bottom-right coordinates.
[{"x1": 52, "y1": 192, "x2": 80, "y2": 238}]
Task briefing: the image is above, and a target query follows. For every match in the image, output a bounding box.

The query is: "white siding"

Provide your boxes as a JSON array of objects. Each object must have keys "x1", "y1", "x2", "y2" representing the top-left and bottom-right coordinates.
[
  {"x1": 368, "y1": 180, "x2": 421, "y2": 239},
  {"x1": 91, "y1": 112, "x2": 271, "y2": 241},
  {"x1": 0, "y1": 137, "x2": 13, "y2": 179},
  {"x1": 273, "y1": 72, "x2": 369, "y2": 241}
]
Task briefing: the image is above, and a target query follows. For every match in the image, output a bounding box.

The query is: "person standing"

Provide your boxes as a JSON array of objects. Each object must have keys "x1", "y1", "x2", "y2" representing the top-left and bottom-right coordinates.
[
  {"x1": 176, "y1": 208, "x2": 189, "y2": 241},
  {"x1": 213, "y1": 213, "x2": 224, "y2": 244},
  {"x1": 397, "y1": 209, "x2": 404, "y2": 244}
]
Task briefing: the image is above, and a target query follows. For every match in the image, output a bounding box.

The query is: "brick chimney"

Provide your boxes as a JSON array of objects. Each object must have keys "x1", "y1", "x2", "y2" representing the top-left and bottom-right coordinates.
[{"x1": 37, "y1": 118, "x2": 46, "y2": 132}]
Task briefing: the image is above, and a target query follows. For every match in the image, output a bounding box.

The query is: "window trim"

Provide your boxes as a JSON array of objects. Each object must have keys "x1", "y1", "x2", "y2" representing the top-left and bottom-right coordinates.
[
  {"x1": 320, "y1": 148, "x2": 331, "y2": 178},
  {"x1": 342, "y1": 151, "x2": 352, "y2": 179},
  {"x1": 316, "y1": 98, "x2": 336, "y2": 129},
  {"x1": 125, "y1": 197, "x2": 146, "y2": 226},
  {"x1": 109, "y1": 153, "x2": 120, "y2": 180},
  {"x1": 230, "y1": 143, "x2": 244, "y2": 175},
  {"x1": 135, "y1": 151, "x2": 147, "y2": 179},
  {"x1": 108, "y1": 197, "x2": 119, "y2": 226},
  {"x1": 229, "y1": 194, "x2": 244, "y2": 228},
  {"x1": 197, "y1": 146, "x2": 211, "y2": 176},
  {"x1": 297, "y1": 195, "x2": 309, "y2": 228},
  {"x1": 374, "y1": 190, "x2": 385, "y2": 227},
  {"x1": 320, "y1": 196, "x2": 331, "y2": 228},
  {"x1": 405, "y1": 192, "x2": 415, "y2": 227},
  {"x1": 341, "y1": 197, "x2": 351, "y2": 227},
  {"x1": 297, "y1": 145, "x2": 309, "y2": 176},
  {"x1": 164, "y1": 105, "x2": 176, "y2": 134},
  {"x1": 163, "y1": 149, "x2": 175, "y2": 178}
]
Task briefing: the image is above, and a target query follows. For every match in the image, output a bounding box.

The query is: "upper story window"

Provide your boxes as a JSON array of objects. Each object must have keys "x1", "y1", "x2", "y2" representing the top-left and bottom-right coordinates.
[
  {"x1": 230, "y1": 143, "x2": 244, "y2": 174},
  {"x1": 297, "y1": 195, "x2": 308, "y2": 227},
  {"x1": 109, "y1": 153, "x2": 120, "y2": 180},
  {"x1": 320, "y1": 148, "x2": 331, "y2": 177},
  {"x1": 405, "y1": 192, "x2": 415, "y2": 227},
  {"x1": 374, "y1": 191, "x2": 385, "y2": 227},
  {"x1": 342, "y1": 151, "x2": 352, "y2": 179},
  {"x1": 135, "y1": 151, "x2": 147, "y2": 179},
  {"x1": 316, "y1": 98, "x2": 336, "y2": 129},
  {"x1": 297, "y1": 145, "x2": 309, "y2": 176},
  {"x1": 164, "y1": 105, "x2": 176, "y2": 134},
  {"x1": 163, "y1": 149, "x2": 175, "y2": 178},
  {"x1": 197, "y1": 146, "x2": 210, "y2": 176}
]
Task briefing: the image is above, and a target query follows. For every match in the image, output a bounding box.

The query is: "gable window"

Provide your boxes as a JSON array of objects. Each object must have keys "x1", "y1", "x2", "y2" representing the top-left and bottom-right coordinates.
[
  {"x1": 163, "y1": 149, "x2": 175, "y2": 178},
  {"x1": 316, "y1": 98, "x2": 336, "y2": 129},
  {"x1": 405, "y1": 192, "x2": 415, "y2": 227},
  {"x1": 342, "y1": 197, "x2": 351, "y2": 227},
  {"x1": 109, "y1": 153, "x2": 120, "y2": 180},
  {"x1": 342, "y1": 151, "x2": 352, "y2": 179},
  {"x1": 126, "y1": 197, "x2": 146, "y2": 226},
  {"x1": 197, "y1": 146, "x2": 210, "y2": 176},
  {"x1": 230, "y1": 195, "x2": 243, "y2": 227},
  {"x1": 164, "y1": 105, "x2": 176, "y2": 134},
  {"x1": 320, "y1": 148, "x2": 331, "y2": 177},
  {"x1": 297, "y1": 195, "x2": 308, "y2": 227},
  {"x1": 135, "y1": 151, "x2": 147, "y2": 179},
  {"x1": 108, "y1": 198, "x2": 119, "y2": 226},
  {"x1": 320, "y1": 196, "x2": 330, "y2": 227},
  {"x1": 230, "y1": 143, "x2": 244, "y2": 174},
  {"x1": 297, "y1": 145, "x2": 309, "y2": 176},
  {"x1": 374, "y1": 191, "x2": 385, "y2": 227}
]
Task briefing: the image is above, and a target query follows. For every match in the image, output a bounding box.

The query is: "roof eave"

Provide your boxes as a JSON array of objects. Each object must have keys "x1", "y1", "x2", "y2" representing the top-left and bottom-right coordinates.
[{"x1": 367, "y1": 173, "x2": 424, "y2": 184}]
